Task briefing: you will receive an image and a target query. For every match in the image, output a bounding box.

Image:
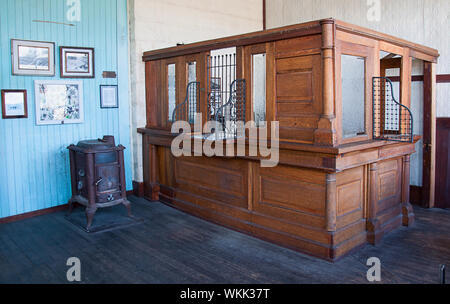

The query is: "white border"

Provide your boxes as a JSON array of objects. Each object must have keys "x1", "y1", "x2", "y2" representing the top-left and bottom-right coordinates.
[{"x1": 34, "y1": 80, "x2": 84, "y2": 125}]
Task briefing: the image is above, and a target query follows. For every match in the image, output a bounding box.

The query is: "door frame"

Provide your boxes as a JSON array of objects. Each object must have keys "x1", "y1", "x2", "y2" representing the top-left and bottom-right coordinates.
[{"x1": 421, "y1": 61, "x2": 436, "y2": 208}]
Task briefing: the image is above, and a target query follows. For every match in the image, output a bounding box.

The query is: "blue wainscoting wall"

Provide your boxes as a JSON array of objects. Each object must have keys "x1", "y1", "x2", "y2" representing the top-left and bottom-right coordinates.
[{"x1": 0, "y1": 0, "x2": 131, "y2": 218}]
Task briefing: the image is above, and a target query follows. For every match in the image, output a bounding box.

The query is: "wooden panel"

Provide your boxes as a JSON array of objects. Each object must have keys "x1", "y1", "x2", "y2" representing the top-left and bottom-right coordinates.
[
  {"x1": 336, "y1": 29, "x2": 377, "y2": 48},
  {"x1": 378, "y1": 171, "x2": 397, "y2": 200},
  {"x1": 336, "y1": 167, "x2": 364, "y2": 217},
  {"x1": 259, "y1": 175, "x2": 325, "y2": 216},
  {"x1": 377, "y1": 159, "x2": 400, "y2": 201},
  {"x1": 336, "y1": 149, "x2": 378, "y2": 170},
  {"x1": 277, "y1": 115, "x2": 318, "y2": 129},
  {"x1": 276, "y1": 72, "x2": 313, "y2": 100},
  {"x1": 274, "y1": 35, "x2": 322, "y2": 55},
  {"x1": 173, "y1": 156, "x2": 248, "y2": 209},
  {"x1": 277, "y1": 100, "x2": 313, "y2": 114},
  {"x1": 337, "y1": 181, "x2": 362, "y2": 216},
  {"x1": 375, "y1": 158, "x2": 403, "y2": 227},
  {"x1": 176, "y1": 161, "x2": 244, "y2": 197},
  {"x1": 275, "y1": 53, "x2": 321, "y2": 143},
  {"x1": 254, "y1": 165, "x2": 326, "y2": 217},
  {"x1": 276, "y1": 56, "x2": 313, "y2": 72},
  {"x1": 145, "y1": 60, "x2": 161, "y2": 127},
  {"x1": 435, "y1": 118, "x2": 450, "y2": 208}
]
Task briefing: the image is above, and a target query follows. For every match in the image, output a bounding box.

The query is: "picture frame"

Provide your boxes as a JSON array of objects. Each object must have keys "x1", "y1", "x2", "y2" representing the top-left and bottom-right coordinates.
[
  {"x1": 60, "y1": 46, "x2": 95, "y2": 78},
  {"x1": 34, "y1": 80, "x2": 84, "y2": 125},
  {"x1": 100, "y1": 85, "x2": 118, "y2": 108},
  {"x1": 11, "y1": 39, "x2": 55, "y2": 76},
  {"x1": 1, "y1": 90, "x2": 28, "y2": 119}
]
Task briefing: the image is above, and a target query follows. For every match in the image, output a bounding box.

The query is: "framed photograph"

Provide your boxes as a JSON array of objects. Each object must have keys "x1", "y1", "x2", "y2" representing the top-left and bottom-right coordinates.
[
  {"x1": 34, "y1": 80, "x2": 83, "y2": 125},
  {"x1": 60, "y1": 47, "x2": 95, "y2": 78},
  {"x1": 100, "y1": 85, "x2": 118, "y2": 108},
  {"x1": 1, "y1": 90, "x2": 28, "y2": 119},
  {"x1": 11, "y1": 39, "x2": 55, "y2": 76}
]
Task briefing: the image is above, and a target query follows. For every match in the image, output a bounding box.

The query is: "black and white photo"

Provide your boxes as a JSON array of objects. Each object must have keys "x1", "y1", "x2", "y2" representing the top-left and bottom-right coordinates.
[
  {"x1": 11, "y1": 39, "x2": 55, "y2": 76},
  {"x1": 60, "y1": 47, "x2": 95, "y2": 78}
]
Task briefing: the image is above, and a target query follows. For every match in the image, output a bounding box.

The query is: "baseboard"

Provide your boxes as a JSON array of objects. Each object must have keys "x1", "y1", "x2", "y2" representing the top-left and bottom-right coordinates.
[
  {"x1": 410, "y1": 185, "x2": 423, "y2": 206},
  {"x1": 0, "y1": 204, "x2": 69, "y2": 224},
  {"x1": 1, "y1": 186, "x2": 144, "y2": 224},
  {"x1": 132, "y1": 181, "x2": 145, "y2": 197}
]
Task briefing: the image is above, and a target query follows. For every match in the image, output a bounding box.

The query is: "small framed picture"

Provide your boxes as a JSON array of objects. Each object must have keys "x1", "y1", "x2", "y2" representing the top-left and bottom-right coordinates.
[
  {"x1": 11, "y1": 39, "x2": 55, "y2": 76},
  {"x1": 1, "y1": 90, "x2": 28, "y2": 119},
  {"x1": 100, "y1": 85, "x2": 118, "y2": 108},
  {"x1": 35, "y1": 80, "x2": 84, "y2": 125},
  {"x1": 60, "y1": 46, "x2": 95, "y2": 78}
]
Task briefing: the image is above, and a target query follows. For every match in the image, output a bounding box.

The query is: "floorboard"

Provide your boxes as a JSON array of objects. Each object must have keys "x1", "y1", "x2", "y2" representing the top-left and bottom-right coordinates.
[{"x1": 0, "y1": 196, "x2": 449, "y2": 284}]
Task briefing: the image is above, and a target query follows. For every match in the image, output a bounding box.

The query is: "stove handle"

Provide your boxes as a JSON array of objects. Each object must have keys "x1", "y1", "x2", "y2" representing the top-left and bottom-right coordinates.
[{"x1": 95, "y1": 177, "x2": 103, "y2": 187}]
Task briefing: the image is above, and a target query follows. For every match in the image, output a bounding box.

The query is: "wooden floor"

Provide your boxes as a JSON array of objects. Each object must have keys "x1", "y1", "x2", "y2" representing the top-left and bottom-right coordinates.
[{"x1": 0, "y1": 196, "x2": 449, "y2": 284}]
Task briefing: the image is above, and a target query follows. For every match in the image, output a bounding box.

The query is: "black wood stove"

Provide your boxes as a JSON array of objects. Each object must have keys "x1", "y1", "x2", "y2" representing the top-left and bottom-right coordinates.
[{"x1": 67, "y1": 135, "x2": 131, "y2": 231}]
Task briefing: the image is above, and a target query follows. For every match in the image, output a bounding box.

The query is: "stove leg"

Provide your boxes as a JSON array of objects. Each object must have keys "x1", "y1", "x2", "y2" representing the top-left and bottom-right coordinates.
[
  {"x1": 85, "y1": 205, "x2": 98, "y2": 231},
  {"x1": 122, "y1": 199, "x2": 132, "y2": 217}
]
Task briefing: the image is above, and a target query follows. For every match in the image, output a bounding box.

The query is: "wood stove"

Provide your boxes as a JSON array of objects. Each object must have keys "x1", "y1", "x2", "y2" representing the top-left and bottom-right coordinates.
[{"x1": 67, "y1": 135, "x2": 131, "y2": 231}]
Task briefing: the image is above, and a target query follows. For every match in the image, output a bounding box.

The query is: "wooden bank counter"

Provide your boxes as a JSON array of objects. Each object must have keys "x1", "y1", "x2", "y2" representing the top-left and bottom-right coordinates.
[{"x1": 138, "y1": 19, "x2": 438, "y2": 261}]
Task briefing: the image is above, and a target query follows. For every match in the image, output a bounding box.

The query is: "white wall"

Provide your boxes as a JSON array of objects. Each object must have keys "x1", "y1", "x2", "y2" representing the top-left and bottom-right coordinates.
[
  {"x1": 128, "y1": 0, "x2": 263, "y2": 182},
  {"x1": 266, "y1": 0, "x2": 450, "y2": 117}
]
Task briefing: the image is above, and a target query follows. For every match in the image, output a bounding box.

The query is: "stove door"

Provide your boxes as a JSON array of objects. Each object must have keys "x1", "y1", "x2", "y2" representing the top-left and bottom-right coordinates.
[{"x1": 96, "y1": 165, "x2": 120, "y2": 193}]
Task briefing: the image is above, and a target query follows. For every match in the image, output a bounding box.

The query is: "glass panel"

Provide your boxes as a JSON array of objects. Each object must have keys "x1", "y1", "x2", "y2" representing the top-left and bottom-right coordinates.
[
  {"x1": 168, "y1": 63, "x2": 176, "y2": 121},
  {"x1": 252, "y1": 53, "x2": 266, "y2": 127},
  {"x1": 188, "y1": 62, "x2": 197, "y2": 121},
  {"x1": 341, "y1": 54, "x2": 366, "y2": 139},
  {"x1": 188, "y1": 61, "x2": 196, "y2": 83}
]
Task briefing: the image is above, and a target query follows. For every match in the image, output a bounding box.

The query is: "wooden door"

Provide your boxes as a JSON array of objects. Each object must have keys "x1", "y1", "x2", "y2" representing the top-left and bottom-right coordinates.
[{"x1": 435, "y1": 118, "x2": 450, "y2": 209}]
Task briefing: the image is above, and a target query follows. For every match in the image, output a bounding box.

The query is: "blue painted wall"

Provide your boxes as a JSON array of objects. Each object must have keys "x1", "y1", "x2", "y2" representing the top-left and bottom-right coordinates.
[{"x1": 0, "y1": 0, "x2": 131, "y2": 218}]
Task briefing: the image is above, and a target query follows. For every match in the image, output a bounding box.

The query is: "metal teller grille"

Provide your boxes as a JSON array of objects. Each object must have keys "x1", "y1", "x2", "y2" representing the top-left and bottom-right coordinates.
[{"x1": 373, "y1": 77, "x2": 413, "y2": 143}]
